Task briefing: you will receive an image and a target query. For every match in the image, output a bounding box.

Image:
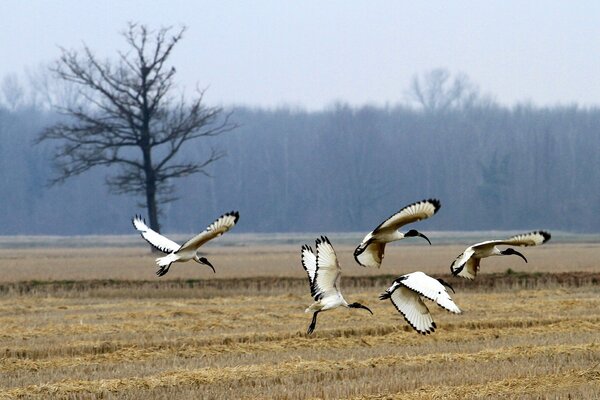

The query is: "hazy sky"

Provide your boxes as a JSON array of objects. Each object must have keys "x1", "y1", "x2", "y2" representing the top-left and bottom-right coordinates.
[{"x1": 1, "y1": 1, "x2": 599, "y2": 109}]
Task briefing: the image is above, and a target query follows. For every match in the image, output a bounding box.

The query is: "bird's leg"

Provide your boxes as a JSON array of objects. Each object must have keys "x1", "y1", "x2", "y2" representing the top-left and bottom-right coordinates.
[
  {"x1": 307, "y1": 311, "x2": 320, "y2": 335},
  {"x1": 156, "y1": 264, "x2": 171, "y2": 277}
]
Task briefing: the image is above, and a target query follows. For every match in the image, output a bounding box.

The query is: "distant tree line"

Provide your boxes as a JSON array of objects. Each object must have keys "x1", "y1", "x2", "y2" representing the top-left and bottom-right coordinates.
[{"x1": 1, "y1": 75, "x2": 599, "y2": 235}]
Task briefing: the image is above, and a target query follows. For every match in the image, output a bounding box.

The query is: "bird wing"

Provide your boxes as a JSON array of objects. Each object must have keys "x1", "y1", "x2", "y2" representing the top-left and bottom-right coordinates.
[
  {"x1": 371, "y1": 198, "x2": 441, "y2": 234},
  {"x1": 301, "y1": 245, "x2": 317, "y2": 285},
  {"x1": 177, "y1": 211, "x2": 240, "y2": 252},
  {"x1": 354, "y1": 240, "x2": 386, "y2": 268},
  {"x1": 401, "y1": 272, "x2": 461, "y2": 314},
  {"x1": 132, "y1": 215, "x2": 180, "y2": 254},
  {"x1": 451, "y1": 246, "x2": 485, "y2": 279},
  {"x1": 500, "y1": 231, "x2": 551, "y2": 247},
  {"x1": 389, "y1": 286, "x2": 435, "y2": 334},
  {"x1": 311, "y1": 236, "x2": 342, "y2": 301}
]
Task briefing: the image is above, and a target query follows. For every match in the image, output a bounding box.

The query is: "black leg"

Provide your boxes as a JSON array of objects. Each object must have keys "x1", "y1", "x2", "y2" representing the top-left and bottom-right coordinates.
[
  {"x1": 307, "y1": 311, "x2": 320, "y2": 335},
  {"x1": 156, "y1": 264, "x2": 171, "y2": 277}
]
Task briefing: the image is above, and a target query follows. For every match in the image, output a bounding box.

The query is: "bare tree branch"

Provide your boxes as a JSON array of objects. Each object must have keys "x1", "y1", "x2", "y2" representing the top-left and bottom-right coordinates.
[{"x1": 37, "y1": 23, "x2": 237, "y2": 231}]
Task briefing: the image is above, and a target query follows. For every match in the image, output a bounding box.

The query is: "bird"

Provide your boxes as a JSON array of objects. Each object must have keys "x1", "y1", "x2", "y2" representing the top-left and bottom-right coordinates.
[
  {"x1": 379, "y1": 271, "x2": 461, "y2": 334},
  {"x1": 450, "y1": 231, "x2": 551, "y2": 280},
  {"x1": 354, "y1": 199, "x2": 441, "y2": 268},
  {"x1": 132, "y1": 211, "x2": 239, "y2": 277},
  {"x1": 301, "y1": 236, "x2": 373, "y2": 335}
]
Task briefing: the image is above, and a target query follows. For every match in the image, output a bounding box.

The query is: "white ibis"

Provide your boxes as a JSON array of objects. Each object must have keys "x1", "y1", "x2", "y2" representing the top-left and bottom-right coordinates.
[
  {"x1": 132, "y1": 211, "x2": 239, "y2": 277},
  {"x1": 379, "y1": 271, "x2": 461, "y2": 334},
  {"x1": 450, "y1": 231, "x2": 551, "y2": 280},
  {"x1": 354, "y1": 199, "x2": 441, "y2": 268},
  {"x1": 302, "y1": 236, "x2": 373, "y2": 334}
]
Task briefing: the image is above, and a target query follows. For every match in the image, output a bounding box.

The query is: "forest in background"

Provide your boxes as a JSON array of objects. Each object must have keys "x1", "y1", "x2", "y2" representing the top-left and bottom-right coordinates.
[{"x1": 1, "y1": 97, "x2": 599, "y2": 235}]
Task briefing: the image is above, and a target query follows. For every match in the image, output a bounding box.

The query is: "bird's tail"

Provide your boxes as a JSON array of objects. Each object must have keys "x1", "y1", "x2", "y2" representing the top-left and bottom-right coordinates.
[
  {"x1": 305, "y1": 302, "x2": 322, "y2": 313},
  {"x1": 156, "y1": 253, "x2": 178, "y2": 267}
]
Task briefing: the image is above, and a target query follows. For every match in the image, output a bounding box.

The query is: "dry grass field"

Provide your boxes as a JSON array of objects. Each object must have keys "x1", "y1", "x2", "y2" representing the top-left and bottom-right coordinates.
[{"x1": 0, "y1": 237, "x2": 599, "y2": 399}]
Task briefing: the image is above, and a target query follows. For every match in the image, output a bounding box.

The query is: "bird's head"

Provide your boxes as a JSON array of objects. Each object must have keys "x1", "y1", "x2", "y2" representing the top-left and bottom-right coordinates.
[
  {"x1": 194, "y1": 255, "x2": 216, "y2": 273},
  {"x1": 348, "y1": 302, "x2": 373, "y2": 314},
  {"x1": 404, "y1": 229, "x2": 432, "y2": 245},
  {"x1": 501, "y1": 248, "x2": 528, "y2": 263}
]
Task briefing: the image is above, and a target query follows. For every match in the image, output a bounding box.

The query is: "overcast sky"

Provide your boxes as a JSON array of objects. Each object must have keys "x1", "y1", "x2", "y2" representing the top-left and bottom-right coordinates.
[{"x1": 1, "y1": 1, "x2": 599, "y2": 109}]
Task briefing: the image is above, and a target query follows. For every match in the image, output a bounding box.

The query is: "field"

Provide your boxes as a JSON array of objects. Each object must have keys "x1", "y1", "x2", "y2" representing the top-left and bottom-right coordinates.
[{"x1": 1, "y1": 236, "x2": 599, "y2": 399}]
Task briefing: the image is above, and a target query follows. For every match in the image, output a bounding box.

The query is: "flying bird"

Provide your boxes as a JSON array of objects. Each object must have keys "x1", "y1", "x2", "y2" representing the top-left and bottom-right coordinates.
[
  {"x1": 450, "y1": 231, "x2": 551, "y2": 280},
  {"x1": 302, "y1": 236, "x2": 373, "y2": 334},
  {"x1": 354, "y1": 199, "x2": 441, "y2": 268},
  {"x1": 132, "y1": 211, "x2": 239, "y2": 277},
  {"x1": 379, "y1": 271, "x2": 461, "y2": 334}
]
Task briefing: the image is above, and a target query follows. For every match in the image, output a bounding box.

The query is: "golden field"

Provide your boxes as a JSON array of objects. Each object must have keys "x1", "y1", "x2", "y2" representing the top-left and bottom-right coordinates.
[{"x1": 0, "y1": 238, "x2": 599, "y2": 399}]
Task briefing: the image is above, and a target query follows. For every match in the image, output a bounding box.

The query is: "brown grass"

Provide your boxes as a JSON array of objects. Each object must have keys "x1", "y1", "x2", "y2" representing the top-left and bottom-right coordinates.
[{"x1": 0, "y1": 242, "x2": 599, "y2": 399}]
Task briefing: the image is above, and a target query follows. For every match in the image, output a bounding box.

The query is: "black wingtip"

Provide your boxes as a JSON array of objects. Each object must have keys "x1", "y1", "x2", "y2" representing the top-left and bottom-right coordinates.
[
  {"x1": 316, "y1": 235, "x2": 330, "y2": 245},
  {"x1": 539, "y1": 230, "x2": 551, "y2": 243},
  {"x1": 379, "y1": 292, "x2": 391, "y2": 300},
  {"x1": 426, "y1": 198, "x2": 441, "y2": 213},
  {"x1": 224, "y1": 211, "x2": 240, "y2": 224},
  {"x1": 131, "y1": 214, "x2": 145, "y2": 228}
]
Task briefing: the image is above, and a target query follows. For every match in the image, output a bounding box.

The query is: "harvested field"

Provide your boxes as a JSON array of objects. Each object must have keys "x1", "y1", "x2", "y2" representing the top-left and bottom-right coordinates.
[{"x1": 0, "y1": 239, "x2": 599, "y2": 398}]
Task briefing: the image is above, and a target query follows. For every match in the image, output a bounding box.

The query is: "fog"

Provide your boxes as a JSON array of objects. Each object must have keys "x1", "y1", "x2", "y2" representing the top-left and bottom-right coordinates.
[
  {"x1": 1, "y1": 2, "x2": 599, "y2": 235},
  {"x1": 1, "y1": 95, "x2": 599, "y2": 234}
]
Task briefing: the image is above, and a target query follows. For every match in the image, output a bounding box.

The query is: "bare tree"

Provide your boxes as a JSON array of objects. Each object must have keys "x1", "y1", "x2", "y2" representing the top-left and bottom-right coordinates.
[
  {"x1": 1, "y1": 74, "x2": 25, "y2": 111},
  {"x1": 37, "y1": 23, "x2": 236, "y2": 232},
  {"x1": 407, "y1": 68, "x2": 482, "y2": 112}
]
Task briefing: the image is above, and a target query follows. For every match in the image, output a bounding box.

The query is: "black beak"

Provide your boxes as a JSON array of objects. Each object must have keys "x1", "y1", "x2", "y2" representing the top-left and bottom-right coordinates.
[
  {"x1": 513, "y1": 250, "x2": 528, "y2": 263},
  {"x1": 419, "y1": 232, "x2": 432, "y2": 245},
  {"x1": 199, "y1": 257, "x2": 216, "y2": 273},
  {"x1": 502, "y1": 248, "x2": 528, "y2": 263},
  {"x1": 360, "y1": 305, "x2": 373, "y2": 315},
  {"x1": 351, "y1": 303, "x2": 373, "y2": 314}
]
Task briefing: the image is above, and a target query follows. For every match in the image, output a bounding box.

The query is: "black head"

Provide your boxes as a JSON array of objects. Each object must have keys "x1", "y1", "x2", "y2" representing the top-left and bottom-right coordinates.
[
  {"x1": 405, "y1": 229, "x2": 432, "y2": 245},
  {"x1": 348, "y1": 302, "x2": 373, "y2": 314},
  {"x1": 198, "y1": 256, "x2": 216, "y2": 273},
  {"x1": 501, "y1": 248, "x2": 528, "y2": 263}
]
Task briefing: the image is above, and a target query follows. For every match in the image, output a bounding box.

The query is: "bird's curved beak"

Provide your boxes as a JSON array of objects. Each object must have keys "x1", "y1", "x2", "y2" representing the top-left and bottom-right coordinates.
[
  {"x1": 502, "y1": 248, "x2": 528, "y2": 263},
  {"x1": 199, "y1": 257, "x2": 216, "y2": 273},
  {"x1": 419, "y1": 232, "x2": 432, "y2": 245},
  {"x1": 513, "y1": 250, "x2": 528, "y2": 263},
  {"x1": 358, "y1": 304, "x2": 373, "y2": 315}
]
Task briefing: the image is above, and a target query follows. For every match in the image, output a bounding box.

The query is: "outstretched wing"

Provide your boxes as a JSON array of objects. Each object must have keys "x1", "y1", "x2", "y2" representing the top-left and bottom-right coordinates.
[
  {"x1": 389, "y1": 286, "x2": 435, "y2": 334},
  {"x1": 132, "y1": 215, "x2": 180, "y2": 254},
  {"x1": 383, "y1": 272, "x2": 460, "y2": 334},
  {"x1": 301, "y1": 245, "x2": 317, "y2": 286},
  {"x1": 178, "y1": 211, "x2": 240, "y2": 252},
  {"x1": 501, "y1": 231, "x2": 551, "y2": 247},
  {"x1": 400, "y1": 272, "x2": 461, "y2": 314},
  {"x1": 354, "y1": 240, "x2": 386, "y2": 268},
  {"x1": 371, "y1": 198, "x2": 441, "y2": 235},
  {"x1": 311, "y1": 236, "x2": 342, "y2": 301}
]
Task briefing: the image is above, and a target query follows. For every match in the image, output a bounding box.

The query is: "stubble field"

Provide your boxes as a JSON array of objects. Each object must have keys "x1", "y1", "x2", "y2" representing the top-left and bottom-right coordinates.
[{"x1": 0, "y1": 237, "x2": 599, "y2": 399}]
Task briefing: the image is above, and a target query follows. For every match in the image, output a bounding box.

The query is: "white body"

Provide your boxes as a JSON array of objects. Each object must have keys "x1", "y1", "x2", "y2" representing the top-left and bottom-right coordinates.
[
  {"x1": 354, "y1": 199, "x2": 440, "y2": 268},
  {"x1": 451, "y1": 231, "x2": 551, "y2": 280},
  {"x1": 382, "y1": 271, "x2": 461, "y2": 334},
  {"x1": 302, "y1": 236, "x2": 346, "y2": 313},
  {"x1": 132, "y1": 211, "x2": 239, "y2": 276},
  {"x1": 301, "y1": 236, "x2": 372, "y2": 334}
]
